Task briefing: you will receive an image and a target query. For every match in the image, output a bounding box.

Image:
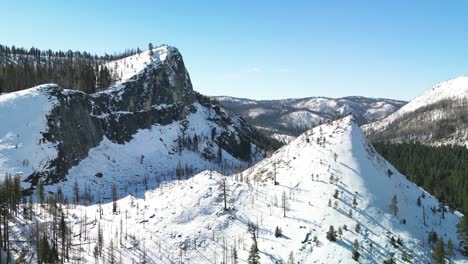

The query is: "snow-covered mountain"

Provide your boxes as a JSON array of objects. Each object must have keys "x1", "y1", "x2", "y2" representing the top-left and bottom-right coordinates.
[
  {"x1": 0, "y1": 45, "x2": 275, "y2": 196},
  {"x1": 214, "y1": 96, "x2": 406, "y2": 141},
  {"x1": 7, "y1": 116, "x2": 464, "y2": 263},
  {"x1": 363, "y1": 76, "x2": 468, "y2": 146}
]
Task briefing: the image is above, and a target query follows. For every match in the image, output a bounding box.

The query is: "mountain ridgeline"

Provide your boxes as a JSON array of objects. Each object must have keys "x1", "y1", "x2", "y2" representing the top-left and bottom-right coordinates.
[
  {"x1": 214, "y1": 95, "x2": 407, "y2": 140},
  {"x1": 364, "y1": 76, "x2": 468, "y2": 146},
  {"x1": 0, "y1": 43, "x2": 145, "y2": 94},
  {"x1": 0, "y1": 45, "x2": 279, "y2": 195}
]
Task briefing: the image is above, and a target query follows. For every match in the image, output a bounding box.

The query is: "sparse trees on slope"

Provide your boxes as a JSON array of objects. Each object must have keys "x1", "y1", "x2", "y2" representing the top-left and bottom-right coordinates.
[{"x1": 457, "y1": 215, "x2": 468, "y2": 254}]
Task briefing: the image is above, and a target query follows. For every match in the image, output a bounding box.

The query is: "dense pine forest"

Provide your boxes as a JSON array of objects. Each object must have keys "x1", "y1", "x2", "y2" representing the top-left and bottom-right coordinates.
[
  {"x1": 374, "y1": 142, "x2": 468, "y2": 215},
  {"x1": 0, "y1": 44, "x2": 144, "y2": 94}
]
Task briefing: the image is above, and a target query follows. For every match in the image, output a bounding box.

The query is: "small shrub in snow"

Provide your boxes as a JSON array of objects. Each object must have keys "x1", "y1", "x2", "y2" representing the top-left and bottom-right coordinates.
[
  {"x1": 274, "y1": 226, "x2": 282, "y2": 238},
  {"x1": 355, "y1": 223, "x2": 361, "y2": 234},
  {"x1": 326, "y1": 225, "x2": 337, "y2": 242}
]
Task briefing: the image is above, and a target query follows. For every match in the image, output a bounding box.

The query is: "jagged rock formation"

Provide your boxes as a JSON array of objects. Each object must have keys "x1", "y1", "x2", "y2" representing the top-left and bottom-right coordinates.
[{"x1": 0, "y1": 46, "x2": 277, "y2": 192}]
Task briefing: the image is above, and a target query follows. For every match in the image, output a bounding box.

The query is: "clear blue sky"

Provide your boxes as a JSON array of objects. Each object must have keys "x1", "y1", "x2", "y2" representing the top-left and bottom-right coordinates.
[{"x1": 1, "y1": 0, "x2": 468, "y2": 100}]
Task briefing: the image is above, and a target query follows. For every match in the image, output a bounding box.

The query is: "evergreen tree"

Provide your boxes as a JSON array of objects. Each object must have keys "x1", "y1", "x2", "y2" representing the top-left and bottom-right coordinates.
[
  {"x1": 112, "y1": 183, "x2": 118, "y2": 214},
  {"x1": 355, "y1": 223, "x2": 361, "y2": 234},
  {"x1": 287, "y1": 251, "x2": 295, "y2": 264},
  {"x1": 432, "y1": 238, "x2": 445, "y2": 264},
  {"x1": 148, "y1": 43, "x2": 154, "y2": 56},
  {"x1": 274, "y1": 226, "x2": 282, "y2": 238},
  {"x1": 352, "y1": 239, "x2": 360, "y2": 261},
  {"x1": 446, "y1": 239, "x2": 454, "y2": 263},
  {"x1": 389, "y1": 194, "x2": 398, "y2": 216},
  {"x1": 383, "y1": 257, "x2": 396, "y2": 264},
  {"x1": 428, "y1": 230, "x2": 438, "y2": 248},
  {"x1": 37, "y1": 180, "x2": 44, "y2": 205},
  {"x1": 326, "y1": 225, "x2": 337, "y2": 242},
  {"x1": 73, "y1": 179, "x2": 79, "y2": 204},
  {"x1": 97, "y1": 222, "x2": 104, "y2": 256},
  {"x1": 247, "y1": 222, "x2": 259, "y2": 264},
  {"x1": 248, "y1": 242, "x2": 260, "y2": 264}
]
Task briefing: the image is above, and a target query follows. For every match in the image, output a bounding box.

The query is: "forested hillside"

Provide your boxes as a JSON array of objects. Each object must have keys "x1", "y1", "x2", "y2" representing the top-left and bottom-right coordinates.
[
  {"x1": 374, "y1": 142, "x2": 468, "y2": 215},
  {"x1": 0, "y1": 44, "x2": 144, "y2": 94}
]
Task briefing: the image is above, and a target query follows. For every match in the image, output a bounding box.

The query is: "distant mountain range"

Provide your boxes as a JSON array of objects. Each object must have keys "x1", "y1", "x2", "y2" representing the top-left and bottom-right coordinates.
[{"x1": 214, "y1": 95, "x2": 407, "y2": 142}]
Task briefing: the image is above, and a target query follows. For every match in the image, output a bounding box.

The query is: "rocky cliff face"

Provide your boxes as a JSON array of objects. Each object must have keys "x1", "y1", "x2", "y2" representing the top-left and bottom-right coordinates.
[{"x1": 4, "y1": 46, "x2": 276, "y2": 189}]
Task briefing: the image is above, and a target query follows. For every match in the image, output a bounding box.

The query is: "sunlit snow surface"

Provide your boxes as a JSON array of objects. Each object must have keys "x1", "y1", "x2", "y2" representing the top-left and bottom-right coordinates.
[{"x1": 9, "y1": 117, "x2": 464, "y2": 263}]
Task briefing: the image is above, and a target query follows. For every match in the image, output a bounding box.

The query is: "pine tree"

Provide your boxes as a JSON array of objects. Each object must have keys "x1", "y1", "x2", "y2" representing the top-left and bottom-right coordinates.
[
  {"x1": 389, "y1": 194, "x2": 398, "y2": 216},
  {"x1": 109, "y1": 239, "x2": 115, "y2": 264},
  {"x1": 222, "y1": 178, "x2": 228, "y2": 210},
  {"x1": 37, "y1": 180, "x2": 44, "y2": 205},
  {"x1": 248, "y1": 242, "x2": 260, "y2": 264},
  {"x1": 97, "y1": 222, "x2": 104, "y2": 256},
  {"x1": 148, "y1": 43, "x2": 154, "y2": 56},
  {"x1": 112, "y1": 183, "x2": 118, "y2": 214},
  {"x1": 383, "y1": 257, "x2": 396, "y2": 264},
  {"x1": 73, "y1": 179, "x2": 79, "y2": 204},
  {"x1": 326, "y1": 225, "x2": 337, "y2": 242},
  {"x1": 428, "y1": 230, "x2": 438, "y2": 248},
  {"x1": 447, "y1": 239, "x2": 454, "y2": 263},
  {"x1": 432, "y1": 238, "x2": 445, "y2": 264},
  {"x1": 287, "y1": 251, "x2": 294, "y2": 264},
  {"x1": 352, "y1": 239, "x2": 360, "y2": 261},
  {"x1": 247, "y1": 222, "x2": 260, "y2": 264},
  {"x1": 337, "y1": 226, "x2": 343, "y2": 237},
  {"x1": 274, "y1": 226, "x2": 282, "y2": 238},
  {"x1": 282, "y1": 191, "x2": 288, "y2": 217},
  {"x1": 355, "y1": 223, "x2": 361, "y2": 234}
]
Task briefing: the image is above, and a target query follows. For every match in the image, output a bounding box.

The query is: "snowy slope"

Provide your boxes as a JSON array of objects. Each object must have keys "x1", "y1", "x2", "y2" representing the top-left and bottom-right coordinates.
[
  {"x1": 363, "y1": 75, "x2": 468, "y2": 145},
  {"x1": 101, "y1": 45, "x2": 173, "y2": 90},
  {"x1": 9, "y1": 117, "x2": 464, "y2": 263},
  {"x1": 0, "y1": 84, "x2": 58, "y2": 180},
  {"x1": 0, "y1": 45, "x2": 272, "y2": 192},
  {"x1": 44, "y1": 102, "x2": 262, "y2": 199}
]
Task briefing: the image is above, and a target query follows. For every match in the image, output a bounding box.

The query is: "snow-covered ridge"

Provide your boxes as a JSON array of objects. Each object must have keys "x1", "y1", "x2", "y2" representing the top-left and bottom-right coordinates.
[
  {"x1": 0, "y1": 44, "x2": 272, "y2": 191},
  {"x1": 10, "y1": 116, "x2": 463, "y2": 263},
  {"x1": 363, "y1": 75, "x2": 468, "y2": 145},
  {"x1": 0, "y1": 84, "x2": 58, "y2": 180},
  {"x1": 364, "y1": 76, "x2": 468, "y2": 131},
  {"x1": 100, "y1": 45, "x2": 176, "y2": 90}
]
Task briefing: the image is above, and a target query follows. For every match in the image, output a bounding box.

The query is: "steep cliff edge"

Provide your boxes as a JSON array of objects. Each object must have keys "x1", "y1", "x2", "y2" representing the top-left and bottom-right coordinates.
[{"x1": 0, "y1": 46, "x2": 276, "y2": 193}]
